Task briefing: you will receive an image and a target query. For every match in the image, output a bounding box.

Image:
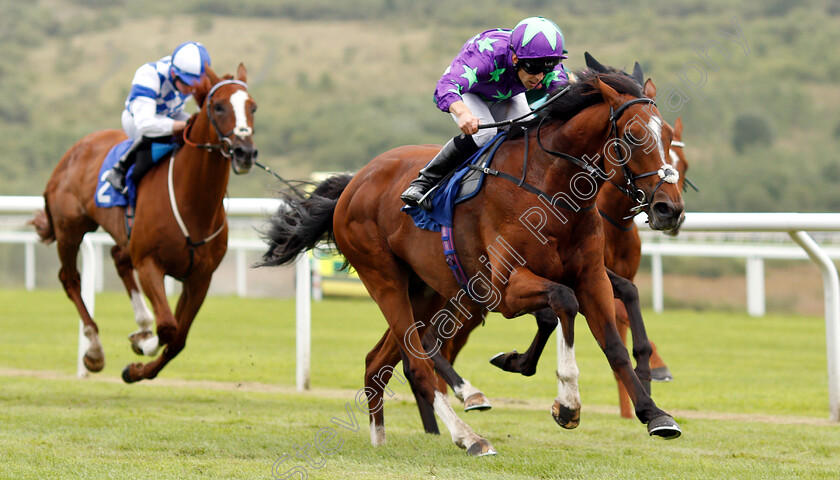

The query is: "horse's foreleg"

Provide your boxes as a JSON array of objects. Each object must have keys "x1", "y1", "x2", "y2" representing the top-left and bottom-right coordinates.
[
  {"x1": 56, "y1": 236, "x2": 104, "y2": 373},
  {"x1": 577, "y1": 268, "x2": 680, "y2": 439},
  {"x1": 615, "y1": 302, "x2": 634, "y2": 419},
  {"x1": 551, "y1": 288, "x2": 581, "y2": 429},
  {"x1": 121, "y1": 257, "x2": 179, "y2": 383},
  {"x1": 489, "y1": 307, "x2": 557, "y2": 376},
  {"x1": 607, "y1": 269, "x2": 652, "y2": 393},
  {"x1": 110, "y1": 246, "x2": 158, "y2": 356}
]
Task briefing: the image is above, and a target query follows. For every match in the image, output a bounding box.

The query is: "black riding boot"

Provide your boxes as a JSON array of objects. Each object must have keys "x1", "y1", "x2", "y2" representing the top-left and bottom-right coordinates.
[
  {"x1": 104, "y1": 138, "x2": 143, "y2": 194},
  {"x1": 401, "y1": 135, "x2": 477, "y2": 210}
]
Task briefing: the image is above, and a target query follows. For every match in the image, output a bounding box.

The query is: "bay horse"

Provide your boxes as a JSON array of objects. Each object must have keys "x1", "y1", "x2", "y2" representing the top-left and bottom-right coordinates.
[
  {"x1": 486, "y1": 61, "x2": 691, "y2": 418},
  {"x1": 362, "y1": 90, "x2": 690, "y2": 432},
  {"x1": 261, "y1": 71, "x2": 684, "y2": 455},
  {"x1": 30, "y1": 64, "x2": 257, "y2": 383}
]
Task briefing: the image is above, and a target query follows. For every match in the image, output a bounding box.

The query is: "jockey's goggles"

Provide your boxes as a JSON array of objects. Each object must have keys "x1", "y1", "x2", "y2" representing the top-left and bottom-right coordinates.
[{"x1": 519, "y1": 58, "x2": 560, "y2": 75}]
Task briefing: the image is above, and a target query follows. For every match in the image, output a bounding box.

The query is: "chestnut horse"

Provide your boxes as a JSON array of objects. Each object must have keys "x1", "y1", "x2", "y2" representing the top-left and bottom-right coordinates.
[
  {"x1": 30, "y1": 64, "x2": 257, "y2": 383},
  {"x1": 261, "y1": 71, "x2": 683, "y2": 455}
]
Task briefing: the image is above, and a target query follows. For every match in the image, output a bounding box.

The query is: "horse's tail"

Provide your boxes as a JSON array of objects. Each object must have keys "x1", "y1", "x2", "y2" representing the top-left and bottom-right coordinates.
[
  {"x1": 258, "y1": 173, "x2": 354, "y2": 267},
  {"x1": 29, "y1": 199, "x2": 56, "y2": 244}
]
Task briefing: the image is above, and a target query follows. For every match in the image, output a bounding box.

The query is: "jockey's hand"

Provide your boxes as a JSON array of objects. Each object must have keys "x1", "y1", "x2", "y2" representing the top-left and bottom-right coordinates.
[
  {"x1": 172, "y1": 120, "x2": 187, "y2": 136},
  {"x1": 449, "y1": 101, "x2": 480, "y2": 136},
  {"x1": 456, "y1": 112, "x2": 480, "y2": 135}
]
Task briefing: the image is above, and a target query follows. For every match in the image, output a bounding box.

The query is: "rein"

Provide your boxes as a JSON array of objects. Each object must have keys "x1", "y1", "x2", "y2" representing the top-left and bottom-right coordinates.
[{"x1": 182, "y1": 79, "x2": 250, "y2": 158}]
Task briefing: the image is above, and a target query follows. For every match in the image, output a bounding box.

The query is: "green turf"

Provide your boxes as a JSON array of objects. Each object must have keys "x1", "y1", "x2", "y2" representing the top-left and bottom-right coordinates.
[{"x1": 1, "y1": 289, "x2": 838, "y2": 479}]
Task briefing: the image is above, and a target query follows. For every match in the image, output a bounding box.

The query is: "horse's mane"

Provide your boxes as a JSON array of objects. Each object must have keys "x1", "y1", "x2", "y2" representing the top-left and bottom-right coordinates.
[{"x1": 509, "y1": 70, "x2": 644, "y2": 137}]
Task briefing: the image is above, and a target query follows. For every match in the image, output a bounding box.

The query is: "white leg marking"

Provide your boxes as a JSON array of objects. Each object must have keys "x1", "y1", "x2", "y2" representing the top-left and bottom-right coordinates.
[
  {"x1": 130, "y1": 289, "x2": 154, "y2": 330},
  {"x1": 230, "y1": 90, "x2": 253, "y2": 138},
  {"x1": 370, "y1": 419, "x2": 386, "y2": 447},
  {"x1": 83, "y1": 325, "x2": 104, "y2": 359},
  {"x1": 140, "y1": 335, "x2": 161, "y2": 356},
  {"x1": 556, "y1": 339, "x2": 581, "y2": 412},
  {"x1": 452, "y1": 379, "x2": 481, "y2": 402},
  {"x1": 432, "y1": 391, "x2": 480, "y2": 448}
]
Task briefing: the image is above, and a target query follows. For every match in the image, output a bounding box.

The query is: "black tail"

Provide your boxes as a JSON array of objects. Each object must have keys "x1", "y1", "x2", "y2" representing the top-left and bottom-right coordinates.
[{"x1": 258, "y1": 173, "x2": 354, "y2": 267}]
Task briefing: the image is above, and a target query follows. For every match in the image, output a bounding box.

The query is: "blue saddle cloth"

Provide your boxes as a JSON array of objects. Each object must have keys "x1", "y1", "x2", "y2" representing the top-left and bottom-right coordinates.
[
  {"x1": 94, "y1": 139, "x2": 176, "y2": 208},
  {"x1": 402, "y1": 132, "x2": 507, "y2": 232}
]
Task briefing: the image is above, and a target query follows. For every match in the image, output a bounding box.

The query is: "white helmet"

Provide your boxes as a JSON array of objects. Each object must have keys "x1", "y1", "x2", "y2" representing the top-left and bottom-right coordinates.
[{"x1": 170, "y1": 41, "x2": 211, "y2": 86}]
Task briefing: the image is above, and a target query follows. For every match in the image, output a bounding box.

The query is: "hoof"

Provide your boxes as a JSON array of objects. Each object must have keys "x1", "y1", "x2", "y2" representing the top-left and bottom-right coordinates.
[
  {"x1": 128, "y1": 330, "x2": 154, "y2": 356},
  {"x1": 464, "y1": 392, "x2": 492, "y2": 412},
  {"x1": 551, "y1": 401, "x2": 580, "y2": 429},
  {"x1": 83, "y1": 353, "x2": 105, "y2": 373},
  {"x1": 647, "y1": 415, "x2": 681, "y2": 439},
  {"x1": 466, "y1": 438, "x2": 497, "y2": 457},
  {"x1": 489, "y1": 350, "x2": 535, "y2": 376},
  {"x1": 651, "y1": 366, "x2": 674, "y2": 382},
  {"x1": 122, "y1": 364, "x2": 142, "y2": 384},
  {"x1": 489, "y1": 351, "x2": 514, "y2": 370}
]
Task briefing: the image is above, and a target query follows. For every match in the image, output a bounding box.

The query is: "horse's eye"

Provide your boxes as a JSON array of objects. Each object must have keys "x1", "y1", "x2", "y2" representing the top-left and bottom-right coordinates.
[
  {"x1": 213, "y1": 103, "x2": 225, "y2": 115},
  {"x1": 251, "y1": 104, "x2": 258, "y2": 114}
]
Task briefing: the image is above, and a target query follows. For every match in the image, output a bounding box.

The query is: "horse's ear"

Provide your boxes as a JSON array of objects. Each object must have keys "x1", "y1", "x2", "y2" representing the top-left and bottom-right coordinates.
[
  {"x1": 206, "y1": 66, "x2": 220, "y2": 85},
  {"x1": 632, "y1": 62, "x2": 644, "y2": 86},
  {"x1": 595, "y1": 77, "x2": 622, "y2": 109},
  {"x1": 236, "y1": 63, "x2": 248, "y2": 83},
  {"x1": 674, "y1": 117, "x2": 684, "y2": 140},
  {"x1": 584, "y1": 52, "x2": 608, "y2": 73},
  {"x1": 643, "y1": 78, "x2": 657, "y2": 100},
  {"x1": 192, "y1": 75, "x2": 211, "y2": 107}
]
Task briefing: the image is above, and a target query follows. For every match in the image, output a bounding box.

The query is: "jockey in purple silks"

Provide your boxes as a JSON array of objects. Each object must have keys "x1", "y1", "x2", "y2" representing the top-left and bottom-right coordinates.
[{"x1": 401, "y1": 17, "x2": 570, "y2": 210}]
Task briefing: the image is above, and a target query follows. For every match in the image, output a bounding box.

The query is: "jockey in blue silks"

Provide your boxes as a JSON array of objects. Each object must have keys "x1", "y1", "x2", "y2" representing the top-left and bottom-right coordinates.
[{"x1": 104, "y1": 41, "x2": 211, "y2": 194}]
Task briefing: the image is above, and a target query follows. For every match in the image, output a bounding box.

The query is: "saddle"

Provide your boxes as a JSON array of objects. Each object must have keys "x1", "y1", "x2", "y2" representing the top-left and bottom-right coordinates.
[
  {"x1": 95, "y1": 137, "x2": 177, "y2": 209},
  {"x1": 402, "y1": 132, "x2": 508, "y2": 232}
]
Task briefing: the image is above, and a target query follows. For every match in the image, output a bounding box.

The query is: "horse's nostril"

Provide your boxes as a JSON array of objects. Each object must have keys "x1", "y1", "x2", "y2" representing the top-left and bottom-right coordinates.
[{"x1": 653, "y1": 202, "x2": 674, "y2": 218}]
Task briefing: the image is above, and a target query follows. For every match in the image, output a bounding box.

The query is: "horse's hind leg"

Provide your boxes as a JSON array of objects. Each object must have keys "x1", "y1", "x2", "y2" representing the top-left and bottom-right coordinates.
[
  {"x1": 356, "y1": 260, "x2": 495, "y2": 456},
  {"x1": 364, "y1": 329, "x2": 437, "y2": 437},
  {"x1": 54, "y1": 222, "x2": 105, "y2": 372},
  {"x1": 110, "y1": 246, "x2": 158, "y2": 356},
  {"x1": 433, "y1": 308, "x2": 492, "y2": 411}
]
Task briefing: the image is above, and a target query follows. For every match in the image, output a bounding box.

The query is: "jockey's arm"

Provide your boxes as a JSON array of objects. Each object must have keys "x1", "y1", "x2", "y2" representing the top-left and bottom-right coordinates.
[{"x1": 128, "y1": 97, "x2": 180, "y2": 138}]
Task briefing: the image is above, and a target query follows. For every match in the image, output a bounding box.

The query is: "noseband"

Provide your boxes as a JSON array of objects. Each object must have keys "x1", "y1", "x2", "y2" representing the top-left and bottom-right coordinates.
[{"x1": 183, "y1": 79, "x2": 251, "y2": 158}]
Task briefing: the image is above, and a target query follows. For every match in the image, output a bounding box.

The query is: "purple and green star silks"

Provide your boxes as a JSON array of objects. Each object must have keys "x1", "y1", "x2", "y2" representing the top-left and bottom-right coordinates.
[{"x1": 434, "y1": 28, "x2": 568, "y2": 113}]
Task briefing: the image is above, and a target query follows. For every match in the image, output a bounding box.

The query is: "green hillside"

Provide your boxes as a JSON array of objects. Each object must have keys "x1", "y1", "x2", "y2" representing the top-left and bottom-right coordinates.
[{"x1": 2, "y1": 0, "x2": 839, "y2": 211}]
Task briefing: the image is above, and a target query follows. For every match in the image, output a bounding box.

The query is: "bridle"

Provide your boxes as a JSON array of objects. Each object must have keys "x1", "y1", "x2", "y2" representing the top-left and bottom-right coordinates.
[
  {"x1": 182, "y1": 79, "x2": 251, "y2": 158},
  {"x1": 169, "y1": 79, "x2": 251, "y2": 276},
  {"x1": 536, "y1": 96, "x2": 679, "y2": 215}
]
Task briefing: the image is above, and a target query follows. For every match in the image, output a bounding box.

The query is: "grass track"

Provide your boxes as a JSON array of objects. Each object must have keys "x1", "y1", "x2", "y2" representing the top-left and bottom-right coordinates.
[{"x1": 1, "y1": 290, "x2": 839, "y2": 479}]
